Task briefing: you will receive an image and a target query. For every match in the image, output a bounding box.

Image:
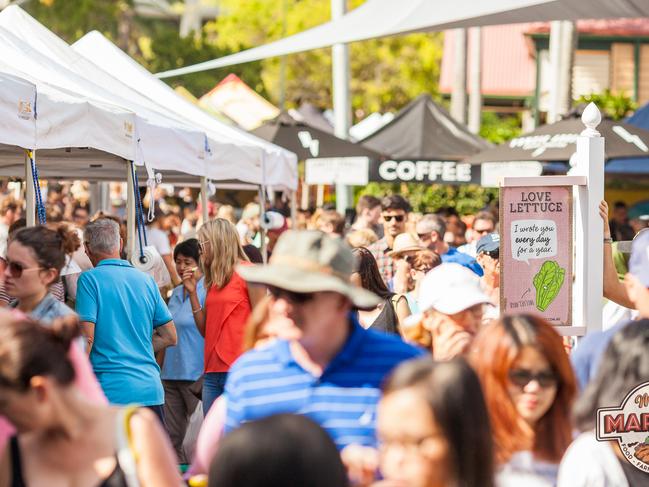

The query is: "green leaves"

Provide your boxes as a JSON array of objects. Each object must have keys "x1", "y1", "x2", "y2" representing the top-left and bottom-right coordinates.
[{"x1": 533, "y1": 260, "x2": 565, "y2": 312}]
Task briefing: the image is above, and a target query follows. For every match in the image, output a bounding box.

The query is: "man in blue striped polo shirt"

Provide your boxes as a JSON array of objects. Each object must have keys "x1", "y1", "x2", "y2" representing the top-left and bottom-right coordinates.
[{"x1": 227, "y1": 230, "x2": 424, "y2": 449}]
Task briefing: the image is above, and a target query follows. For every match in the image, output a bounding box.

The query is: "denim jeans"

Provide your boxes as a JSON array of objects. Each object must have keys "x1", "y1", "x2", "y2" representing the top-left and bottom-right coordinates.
[{"x1": 202, "y1": 372, "x2": 228, "y2": 415}]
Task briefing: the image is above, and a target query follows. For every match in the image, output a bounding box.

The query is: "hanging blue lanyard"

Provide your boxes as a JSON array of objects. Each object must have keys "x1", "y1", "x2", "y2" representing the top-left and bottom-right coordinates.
[
  {"x1": 27, "y1": 151, "x2": 46, "y2": 225},
  {"x1": 131, "y1": 163, "x2": 149, "y2": 263}
]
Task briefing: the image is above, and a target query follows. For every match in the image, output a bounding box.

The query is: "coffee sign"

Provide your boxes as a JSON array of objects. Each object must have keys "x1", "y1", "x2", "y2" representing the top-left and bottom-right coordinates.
[
  {"x1": 370, "y1": 160, "x2": 480, "y2": 184},
  {"x1": 500, "y1": 185, "x2": 573, "y2": 325}
]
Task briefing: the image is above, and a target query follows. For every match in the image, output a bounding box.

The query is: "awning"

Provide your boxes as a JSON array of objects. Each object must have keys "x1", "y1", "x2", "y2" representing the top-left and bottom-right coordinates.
[
  {"x1": 156, "y1": 0, "x2": 649, "y2": 78},
  {"x1": 464, "y1": 115, "x2": 649, "y2": 163}
]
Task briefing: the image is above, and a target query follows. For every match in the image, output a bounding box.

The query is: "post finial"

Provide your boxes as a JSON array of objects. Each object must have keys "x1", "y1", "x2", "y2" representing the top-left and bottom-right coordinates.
[{"x1": 581, "y1": 102, "x2": 602, "y2": 137}]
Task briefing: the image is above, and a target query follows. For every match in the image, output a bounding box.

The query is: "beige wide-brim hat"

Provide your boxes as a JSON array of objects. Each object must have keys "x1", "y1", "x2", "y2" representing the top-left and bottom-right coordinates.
[
  {"x1": 387, "y1": 232, "x2": 425, "y2": 258},
  {"x1": 238, "y1": 230, "x2": 381, "y2": 310}
]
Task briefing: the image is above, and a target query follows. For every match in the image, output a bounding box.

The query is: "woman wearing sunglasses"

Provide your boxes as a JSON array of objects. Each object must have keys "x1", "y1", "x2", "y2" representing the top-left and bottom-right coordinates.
[
  {"x1": 470, "y1": 314, "x2": 576, "y2": 485},
  {"x1": 4, "y1": 225, "x2": 80, "y2": 323},
  {"x1": 184, "y1": 219, "x2": 265, "y2": 415}
]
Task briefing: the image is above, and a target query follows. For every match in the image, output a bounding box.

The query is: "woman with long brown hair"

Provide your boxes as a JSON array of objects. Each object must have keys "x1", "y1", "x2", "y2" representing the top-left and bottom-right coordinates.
[
  {"x1": 185, "y1": 219, "x2": 265, "y2": 415},
  {"x1": 469, "y1": 314, "x2": 576, "y2": 485},
  {"x1": 350, "y1": 247, "x2": 410, "y2": 334}
]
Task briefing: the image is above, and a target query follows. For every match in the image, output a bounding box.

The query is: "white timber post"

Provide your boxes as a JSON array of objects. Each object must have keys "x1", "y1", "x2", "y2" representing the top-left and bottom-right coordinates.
[
  {"x1": 126, "y1": 161, "x2": 136, "y2": 261},
  {"x1": 200, "y1": 176, "x2": 209, "y2": 225},
  {"x1": 573, "y1": 103, "x2": 604, "y2": 333},
  {"x1": 468, "y1": 27, "x2": 482, "y2": 134},
  {"x1": 451, "y1": 28, "x2": 468, "y2": 124},
  {"x1": 24, "y1": 150, "x2": 36, "y2": 227}
]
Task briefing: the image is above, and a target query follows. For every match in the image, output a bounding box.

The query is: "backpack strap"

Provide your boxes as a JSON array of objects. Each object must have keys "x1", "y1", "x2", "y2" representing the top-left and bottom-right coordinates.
[{"x1": 115, "y1": 406, "x2": 141, "y2": 487}]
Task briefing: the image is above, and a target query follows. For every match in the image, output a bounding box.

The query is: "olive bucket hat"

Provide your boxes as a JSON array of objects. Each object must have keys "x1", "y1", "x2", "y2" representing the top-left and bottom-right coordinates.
[{"x1": 237, "y1": 230, "x2": 381, "y2": 310}]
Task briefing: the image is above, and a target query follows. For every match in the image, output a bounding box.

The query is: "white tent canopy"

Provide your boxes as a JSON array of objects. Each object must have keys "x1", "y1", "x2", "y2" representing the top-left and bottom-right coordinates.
[
  {"x1": 0, "y1": 6, "x2": 210, "y2": 180},
  {"x1": 155, "y1": 0, "x2": 649, "y2": 78},
  {"x1": 72, "y1": 31, "x2": 298, "y2": 191}
]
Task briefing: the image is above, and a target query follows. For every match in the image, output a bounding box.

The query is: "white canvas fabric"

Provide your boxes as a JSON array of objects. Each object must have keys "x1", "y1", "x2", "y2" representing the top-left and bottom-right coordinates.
[
  {"x1": 155, "y1": 0, "x2": 649, "y2": 78},
  {"x1": 0, "y1": 72, "x2": 36, "y2": 149},
  {"x1": 73, "y1": 31, "x2": 298, "y2": 191},
  {"x1": 0, "y1": 6, "x2": 207, "y2": 179}
]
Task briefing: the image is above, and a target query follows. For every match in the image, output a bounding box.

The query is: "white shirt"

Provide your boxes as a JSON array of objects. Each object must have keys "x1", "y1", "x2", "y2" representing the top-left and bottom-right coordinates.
[{"x1": 145, "y1": 227, "x2": 172, "y2": 255}]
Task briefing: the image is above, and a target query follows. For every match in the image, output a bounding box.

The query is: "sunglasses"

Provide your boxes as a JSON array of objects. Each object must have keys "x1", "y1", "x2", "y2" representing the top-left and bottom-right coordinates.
[
  {"x1": 508, "y1": 368, "x2": 557, "y2": 389},
  {"x1": 268, "y1": 286, "x2": 314, "y2": 304},
  {"x1": 382, "y1": 214, "x2": 405, "y2": 223},
  {"x1": 481, "y1": 250, "x2": 499, "y2": 260},
  {"x1": 5, "y1": 260, "x2": 43, "y2": 279},
  {"x1": 198, "y1": 240, "x2": 210, "y2": 253}
]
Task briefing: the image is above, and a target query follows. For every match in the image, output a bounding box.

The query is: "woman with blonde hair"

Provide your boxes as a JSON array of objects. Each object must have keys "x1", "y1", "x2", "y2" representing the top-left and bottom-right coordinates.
[{"x1": 184, "y1": 218, "x2": 265, "y2": 414}]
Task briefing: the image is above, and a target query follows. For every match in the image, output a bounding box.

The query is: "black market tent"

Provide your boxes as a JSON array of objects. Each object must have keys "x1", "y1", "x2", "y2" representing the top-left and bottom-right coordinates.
[
  {"x1": 293, "y1": 102, "x2": 334, "y2": 134},
  {"x1": 251, "y1": 111, "x2": 382, "y2": 161},
  {"x1": 362, "y1": 94, "x2": 489, "y2": 160},
  {"x1": 155, "y1": 0, "x2": 649, "y2": 79},
  {"x1": 464, "y1": 114, "x2": 649, "y2": 165},
  {"x1": 360, "y1": 94, "x2": 490, "y2": 184},
  {"x1": 607, "y1": 103, "x2": 649, "y2": 175}
]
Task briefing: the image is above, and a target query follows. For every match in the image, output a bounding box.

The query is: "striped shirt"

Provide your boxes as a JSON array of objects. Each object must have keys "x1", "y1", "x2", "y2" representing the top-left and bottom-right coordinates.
[{"x1": 224, "y1": 318, "x2": 424, "y2": 449}]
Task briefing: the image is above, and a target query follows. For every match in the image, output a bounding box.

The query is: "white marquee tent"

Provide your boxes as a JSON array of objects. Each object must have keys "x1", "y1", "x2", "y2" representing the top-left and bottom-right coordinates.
[
  {"x1": 72, "y1": 31, "x2": 298, "y2": 191},
  {"x1": 156, "y1": 0, "x2": 649, "y2": 78}
]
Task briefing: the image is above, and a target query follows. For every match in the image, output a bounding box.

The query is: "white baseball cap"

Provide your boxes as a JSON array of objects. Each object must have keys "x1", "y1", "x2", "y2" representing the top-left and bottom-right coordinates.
[{"x1": 418, "y1": 263, "x2": 491, "y2": 315}]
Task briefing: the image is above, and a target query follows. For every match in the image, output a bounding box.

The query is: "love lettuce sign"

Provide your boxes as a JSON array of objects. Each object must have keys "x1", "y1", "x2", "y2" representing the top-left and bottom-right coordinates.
[{"x1": 500, "y1": 186, "x2": 573, "y2": 325}]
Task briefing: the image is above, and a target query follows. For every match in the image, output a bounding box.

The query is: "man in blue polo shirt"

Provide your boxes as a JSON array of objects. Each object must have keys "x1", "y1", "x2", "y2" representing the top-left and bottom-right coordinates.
[
  {"x1": 226, "y1": 230, "x2": 424, "y2": 450},
  {"x1": 76, "y1": 218, "x2": 177, "y2": 422}
]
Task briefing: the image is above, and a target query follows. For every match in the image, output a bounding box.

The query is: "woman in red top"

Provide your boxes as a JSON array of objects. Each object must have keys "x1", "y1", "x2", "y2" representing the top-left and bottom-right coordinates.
[{"x1": 186, "y1": 218, "x2": 265, "y2": 414}]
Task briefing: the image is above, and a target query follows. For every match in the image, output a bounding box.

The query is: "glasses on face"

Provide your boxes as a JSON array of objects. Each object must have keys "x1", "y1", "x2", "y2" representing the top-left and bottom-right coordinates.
[
  {"x1": 508, "y1": 368, "x2": 557, "y2": 389},
  {"x1": 378, "y1": 434, "x2": 440, "y2": 456},
  {"x1": 5, "y1": 260, "x2": 42, "y2": 279},
  {"x1": 417, "y1": 233, "x2": 431, "y2": 240},
  {"x1": 481, "y1": 250, "x2": 499, "y2": 260},
  {"x1": 382, "y1": 214, "x2": 405, "y2": 223},
  {"x1": 268, "y1": 286, "x2": 314, "y2": 304}
]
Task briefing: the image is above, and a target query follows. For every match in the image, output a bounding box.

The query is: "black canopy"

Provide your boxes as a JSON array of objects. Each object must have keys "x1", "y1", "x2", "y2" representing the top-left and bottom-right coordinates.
[
  {"x1": 251, "y1": 111, "x2": 382, "y2": 161},
  {"x1": 360, "y1": 95, "x2": 489, "y2": 184},
  {"x1": 464, "y1": 114, "x2": 649, "y2": 164},
  {"x1": 361, "y1": 94, "x2": 490, "y2": 160}
]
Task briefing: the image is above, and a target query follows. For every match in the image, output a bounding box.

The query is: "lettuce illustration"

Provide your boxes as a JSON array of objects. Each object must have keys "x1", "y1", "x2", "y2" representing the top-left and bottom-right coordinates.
[{"x1": 533, "y1": 260, "x2": 565, "y2": 312}]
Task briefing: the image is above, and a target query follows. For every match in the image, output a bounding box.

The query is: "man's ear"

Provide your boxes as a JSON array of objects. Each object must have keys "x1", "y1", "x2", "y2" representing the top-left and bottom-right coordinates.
[{"x1": 119, "y1": 237, "x2": 124, "y2": 253}]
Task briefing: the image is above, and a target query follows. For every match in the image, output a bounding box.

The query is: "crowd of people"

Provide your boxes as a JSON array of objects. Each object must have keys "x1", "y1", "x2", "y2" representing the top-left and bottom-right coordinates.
[{"x1": 0, "y1": 182, "x2": 648, "y2": 487}]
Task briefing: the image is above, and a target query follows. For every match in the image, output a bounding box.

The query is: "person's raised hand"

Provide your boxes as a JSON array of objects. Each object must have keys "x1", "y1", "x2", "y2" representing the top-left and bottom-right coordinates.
[
  {"x1": 599, "y1": 200, "x2": 611, "y2": 239},
  {"x1": 182, "y1": 267, "x2": 198, "y2": 294},
  {"x1": 431, "y1": 318, "x2": 473, "y2": 361},
  {"x1": 341, "y1": 444, "x2": 380, "y2": 487}
]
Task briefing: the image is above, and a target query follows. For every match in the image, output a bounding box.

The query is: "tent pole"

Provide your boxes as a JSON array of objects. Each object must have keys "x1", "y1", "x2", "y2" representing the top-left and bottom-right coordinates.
[
  {"x1": 332, "y1": 0, "x2": 353, "y2": 215},
  {"x1": 468, "y1": 27, "x2": 482, "y2": 134},
  {"x1": 547, "y1": 21, "x2": 562, "y2": 123},
  {"x1": 290, "y1": 190, "x2": 298, "y2": 228},
  {"x1": 200, "y1": 176, "x2": 209, "y2": 225},
  {"x1": 126, "y1": 162, "x2": 136, "y2": 261},
  {"x1": 450, "y1": 28, "x2": 468, "y2": 124},
  {"x1": 24, "y1": 150, "x2": 36, "y2": 227},
  {"x1": 558, "y1": 21, "x2": 576, "y2": 120}
]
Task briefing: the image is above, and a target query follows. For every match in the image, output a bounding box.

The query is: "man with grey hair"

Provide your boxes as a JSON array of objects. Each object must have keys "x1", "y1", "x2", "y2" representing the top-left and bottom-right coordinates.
[
  {"x1": 76, "y1": 218, "x2": 176, "y2": 422},
  {"x1": 416, "y1": 214, "x2": 483, "y2": 276}
]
